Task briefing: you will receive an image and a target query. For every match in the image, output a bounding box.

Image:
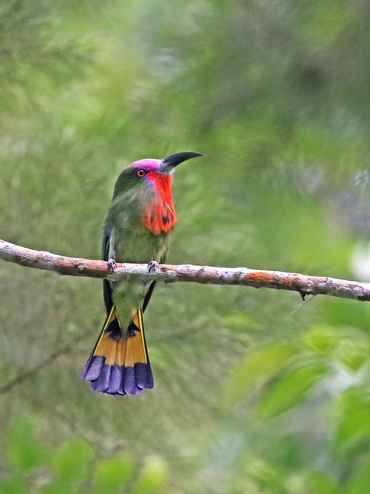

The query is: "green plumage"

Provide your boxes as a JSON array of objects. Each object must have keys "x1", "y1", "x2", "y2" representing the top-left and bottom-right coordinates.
[
  {"x1": 103, "y1": 176, "x2": 169, "y2": 329},
  {"x1": 82, "y1": 152, "x2": 202, "y2": 395}
]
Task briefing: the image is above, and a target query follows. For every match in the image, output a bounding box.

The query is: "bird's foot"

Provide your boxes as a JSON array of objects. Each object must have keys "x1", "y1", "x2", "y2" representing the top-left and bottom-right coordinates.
[
  {"x1": 147, "y1": 260, "x2": 159, "y2": 273},
  {"x1": 107, "y1": 258, "x2": 117, "y2": 273}
]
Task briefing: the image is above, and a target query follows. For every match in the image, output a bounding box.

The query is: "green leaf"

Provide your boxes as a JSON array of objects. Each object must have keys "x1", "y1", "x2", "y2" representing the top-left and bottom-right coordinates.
[
  {"x1": 336, "y1": 341, "x2": 368, "y2": 372},
  {"x1": 7, "y1": 418, "x2": 48, "y2": 471},
  {"x1": 244, "y1": 456, "x2": 284, "y2": 493},
  {"x1": 52, "y1": 437, "x2": 93, "y2": 483},
  {"x1": 257, "y1": 362, "x2": 328, "y2": 418},
  {"x1": 224, "y1": 341, "x2": 298, "y2": 403},
  {"x1": 0, "y1": 479, "x2": 28, "y2": 494},
  {"x1": 303, "y1": 325, "x2": 339, "y2": 354},
  {"x1": 39, "y1": 479, "x2": 78, "y2": 494},
  {"x1": 221, "y1": 312, "x2": 256, "y2": 331},
  {"x1": 303, "y1": 470, "x2": 337, "y2": 494},
  {"x1": 133, "y1": 456, "x2": 168, "y2": 494},
  {"x1": 344, "y1": 457, "x2": 370, "y2": 494},
  {"x1": 93, "y1": 455, "x2": 135, "y2": 493},
  {"x1": 334, "y1": 387, "x2": 370, "y2": 457}
]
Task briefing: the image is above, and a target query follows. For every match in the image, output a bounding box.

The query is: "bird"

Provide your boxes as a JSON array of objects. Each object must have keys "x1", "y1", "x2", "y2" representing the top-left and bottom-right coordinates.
[{"x1": 81, "y1": 151, "x2": 203, "y2": 395}]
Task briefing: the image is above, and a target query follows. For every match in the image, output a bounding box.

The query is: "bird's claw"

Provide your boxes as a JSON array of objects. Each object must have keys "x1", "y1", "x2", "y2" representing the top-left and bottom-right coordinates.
[
  {"x1": 147, "y1": 260, "x2": 158, "y2": 273},
  {"x1": 107, "y1": 258, "x2": 117, "y2": 273}
]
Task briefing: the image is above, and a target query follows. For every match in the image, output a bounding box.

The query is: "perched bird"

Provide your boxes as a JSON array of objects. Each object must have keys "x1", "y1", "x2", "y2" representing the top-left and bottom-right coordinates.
[{"x1": 82, "y1": 151, "x2": 203, "y2": 395}]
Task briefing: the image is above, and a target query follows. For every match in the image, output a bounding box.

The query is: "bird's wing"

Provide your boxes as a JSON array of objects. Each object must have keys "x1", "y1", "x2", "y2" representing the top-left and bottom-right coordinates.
[
  {"x1": 102, "y1": 225, "x2": 116, "y2": 261},
  {"x1": 142, "y1": 282, "x2": 156, "y2": 312},
  {"x1": 102, "y1": 227, "x2": 110, "y2": 261},
  {"x1": 102, "y1": 226, "x2": 114, "y2": 314}
]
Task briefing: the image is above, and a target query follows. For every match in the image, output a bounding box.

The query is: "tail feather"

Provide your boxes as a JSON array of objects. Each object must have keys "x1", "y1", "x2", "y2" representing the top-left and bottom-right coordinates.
[{"x1": 82, "y1": 307, "x2": 153, "y2": 395}]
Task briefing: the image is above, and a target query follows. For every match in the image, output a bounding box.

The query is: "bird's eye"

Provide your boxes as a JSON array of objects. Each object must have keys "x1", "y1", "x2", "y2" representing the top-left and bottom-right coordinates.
[{"x1": 137, "y1": 169, "x2": 146, "y2": 178}]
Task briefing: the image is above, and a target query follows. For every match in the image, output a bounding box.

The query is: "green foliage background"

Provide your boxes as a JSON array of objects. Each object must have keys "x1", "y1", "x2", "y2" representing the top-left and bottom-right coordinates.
[{"x1": 2, "y1": 1, "x2": 370, "y2": 492}]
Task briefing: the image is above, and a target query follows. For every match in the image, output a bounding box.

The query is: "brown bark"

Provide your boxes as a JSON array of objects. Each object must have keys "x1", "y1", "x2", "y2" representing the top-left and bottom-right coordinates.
[{"x1": 1, "y1": 238, "x2": 370, "y2": 302}]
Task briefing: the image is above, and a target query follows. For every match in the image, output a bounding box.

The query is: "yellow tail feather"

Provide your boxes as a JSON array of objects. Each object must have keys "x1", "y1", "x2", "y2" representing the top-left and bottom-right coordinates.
[
  {"x1": 82, "y1": 306, "x2": 154, "y2": 395},
  {"x1": 93, "y1": 308, "x2": 148, "y2": 366}
]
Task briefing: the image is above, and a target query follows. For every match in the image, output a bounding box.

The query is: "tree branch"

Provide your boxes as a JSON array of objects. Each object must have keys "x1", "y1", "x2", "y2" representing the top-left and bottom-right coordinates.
[
  {"x1": 0, "y1": 331, "x2": 88, "y2": 394},
  {"x1": 1, "y1": 238, "x2": 370, "y2": 302}
]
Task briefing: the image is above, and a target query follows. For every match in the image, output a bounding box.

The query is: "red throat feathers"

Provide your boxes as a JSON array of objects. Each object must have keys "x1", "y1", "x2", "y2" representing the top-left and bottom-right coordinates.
[{"x1": 144, "y1": 172, "x2": 177, "y2": 234}]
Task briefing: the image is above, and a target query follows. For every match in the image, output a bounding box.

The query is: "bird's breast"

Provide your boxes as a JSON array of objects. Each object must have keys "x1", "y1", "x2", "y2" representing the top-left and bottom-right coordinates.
[{"x1": 105, "y1": 185, "x2": 171, "y2": 263}]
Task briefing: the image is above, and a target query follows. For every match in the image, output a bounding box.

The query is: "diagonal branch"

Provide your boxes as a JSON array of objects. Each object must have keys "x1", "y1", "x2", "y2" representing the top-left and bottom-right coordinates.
[
  {"x1": 0, "y1": 332, "x2": 88, "y2": 394},
  {"x1": 1, "y1": 238, "x2": 370, "y2": 302}
]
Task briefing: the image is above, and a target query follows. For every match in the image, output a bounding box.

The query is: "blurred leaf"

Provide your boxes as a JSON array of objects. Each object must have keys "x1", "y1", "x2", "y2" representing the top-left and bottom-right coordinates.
[
  {"x1": 51, "y1": 437, "x2": 93, "y2": 483},
  {"x1": 244, "y1": 456, "x2": 284, "y2": 494},
  {"x1": 303, "y1": 0, "x2": 355, "y2": 47},
  {"x1": 0, "y1": 479, "x2": 28, "y2": 494},
  {"x1": 320, "y1": 299, "x2": 370, "y2": 333},
  {"x1": 303, "y1": 325, "x2": 339, "y2": 354},
  {"x1": 257, "y1": 362, "x2": 328, "y2": 418},
  {"x1": 303, "y1": 470, "x2": 337, "y2": 494},
  {"x1": 7, "y1": 418, "x2": 48, "y2": 471},
  {"x1": 343, "y1": 456, "x2": 370, "y2": 494},
  {"x1": 93, "y1": 455, "x2": 135, "y2": 493},
  {"x1": 336, "y1": 340, "x2": 368, "y2": 372},
  {"x1": 221, "y1": 312, "x2": 256, "y2": 331},
  {"x1": 334, "y1": 387, "x2": 370, "y2": 458},
  {"x1": 133, "y1": 456, "x2": 168, "y2": 494},
  {"x1": 40, "y1": 479, "x2": 77, "y2": 494},
  {"x1": 224, "y1": 341, "x2": 298, "y2": 403}
]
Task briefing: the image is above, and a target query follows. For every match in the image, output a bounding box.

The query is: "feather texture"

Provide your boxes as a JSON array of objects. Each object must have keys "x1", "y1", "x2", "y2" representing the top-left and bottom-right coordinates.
[
  {"x1": 144, "y1": 173, "x2": 177, "y2": 234},
  {"x1": 82, "y1": 306, "x2": 153, "y2": 395},
  {"x1": 82, "y1": 152, "x2": 202, "y2": 395}
]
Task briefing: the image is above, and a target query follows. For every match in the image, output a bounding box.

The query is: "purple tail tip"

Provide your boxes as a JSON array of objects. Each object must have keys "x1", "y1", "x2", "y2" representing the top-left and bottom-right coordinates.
[{"x1": 82, "y1": 355, "x2": 154, "y2": 396}]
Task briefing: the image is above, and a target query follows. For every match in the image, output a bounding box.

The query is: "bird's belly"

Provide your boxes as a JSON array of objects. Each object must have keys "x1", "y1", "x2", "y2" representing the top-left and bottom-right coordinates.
[
  {"x1": 108, "y1": 227, "x2": 168, "y2": 327},
  {"x1": 111, "y1": 279, "x2": 149, "y2": 327},
  {"x1": 113, "y1": 227, "x2": 168, "y2": 264}
]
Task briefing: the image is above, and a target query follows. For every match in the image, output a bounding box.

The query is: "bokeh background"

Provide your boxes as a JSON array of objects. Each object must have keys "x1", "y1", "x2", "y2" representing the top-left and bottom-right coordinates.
[{"x1": 2, "y1": 1, "x2": 370, "y2": 492}]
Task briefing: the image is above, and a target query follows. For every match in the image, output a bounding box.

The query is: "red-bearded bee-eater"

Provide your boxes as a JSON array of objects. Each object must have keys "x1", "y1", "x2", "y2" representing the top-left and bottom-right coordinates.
[{"x1": 82, "y1": 151, "x2": 203, "y2": 395}]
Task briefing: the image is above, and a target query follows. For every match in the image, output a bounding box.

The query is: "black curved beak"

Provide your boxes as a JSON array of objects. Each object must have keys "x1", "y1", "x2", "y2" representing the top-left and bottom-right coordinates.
[{"x1": 160, "y1": 151, "x2": 203, "y2": 173}]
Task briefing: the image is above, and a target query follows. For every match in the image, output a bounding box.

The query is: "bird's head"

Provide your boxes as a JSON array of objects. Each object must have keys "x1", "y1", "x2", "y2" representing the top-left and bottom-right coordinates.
[{"x1": 113, "y1": 151, "x2": 203, "y2": 234}]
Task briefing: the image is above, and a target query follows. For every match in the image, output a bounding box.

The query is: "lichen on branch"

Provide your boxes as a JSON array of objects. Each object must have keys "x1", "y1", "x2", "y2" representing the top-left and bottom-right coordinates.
[{"x1": 1, "y1": 238, "x2": 370, "y2": 302}]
